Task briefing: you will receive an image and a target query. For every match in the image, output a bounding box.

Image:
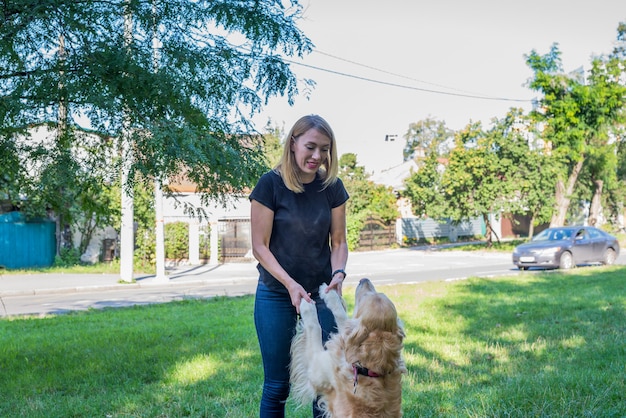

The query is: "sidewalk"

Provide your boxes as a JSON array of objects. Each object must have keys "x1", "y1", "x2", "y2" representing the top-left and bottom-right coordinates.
[{"x1": 0, "y1": 261, "x2": 260, "y2": 297}]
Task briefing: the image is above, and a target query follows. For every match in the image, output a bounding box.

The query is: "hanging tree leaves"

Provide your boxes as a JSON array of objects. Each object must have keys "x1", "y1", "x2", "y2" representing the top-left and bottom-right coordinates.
[
  {"x1": 1, "y1": 0, "x2": 313, "y2": 217},
  {"x1": 526, "y1": 43, "x2": 626, "y2": 227}
]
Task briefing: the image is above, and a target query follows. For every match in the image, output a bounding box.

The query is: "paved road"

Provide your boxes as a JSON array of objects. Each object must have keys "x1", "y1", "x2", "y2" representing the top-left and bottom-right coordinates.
[{"x1": 1, "y1": 247, "x2": 624, "y2": 317}]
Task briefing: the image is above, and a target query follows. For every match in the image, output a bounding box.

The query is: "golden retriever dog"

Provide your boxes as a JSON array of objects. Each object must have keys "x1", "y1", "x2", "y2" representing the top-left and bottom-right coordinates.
[{"x1": 290, "y1": 278, "x2": 406, "y2": 417}]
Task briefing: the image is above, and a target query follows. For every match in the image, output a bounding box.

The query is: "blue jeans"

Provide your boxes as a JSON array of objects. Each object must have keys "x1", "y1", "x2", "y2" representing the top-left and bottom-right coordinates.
[{"x1": 254, "y1": 280, "x2": 337, "y2": 418}]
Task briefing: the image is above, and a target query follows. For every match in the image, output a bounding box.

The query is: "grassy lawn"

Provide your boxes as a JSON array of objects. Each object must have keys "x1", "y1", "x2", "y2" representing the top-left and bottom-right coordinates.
[
  {"x1": 0, "y1": 259, "x2": 145, "y2": 275},
  {"x1": 1, "y1": 266, "x2": 624, "y2": 417}
]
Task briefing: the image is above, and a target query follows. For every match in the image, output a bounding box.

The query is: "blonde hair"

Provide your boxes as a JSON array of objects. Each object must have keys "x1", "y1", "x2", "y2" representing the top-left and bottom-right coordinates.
[{"x1": 275, "y1": 115, "x2": 339, "y2": 193}]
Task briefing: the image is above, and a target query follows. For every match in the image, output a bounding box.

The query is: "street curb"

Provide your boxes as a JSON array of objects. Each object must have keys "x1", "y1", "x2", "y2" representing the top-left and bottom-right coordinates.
[{"x1": 0, "y1": 276, "x2": 260, "y2": 298}]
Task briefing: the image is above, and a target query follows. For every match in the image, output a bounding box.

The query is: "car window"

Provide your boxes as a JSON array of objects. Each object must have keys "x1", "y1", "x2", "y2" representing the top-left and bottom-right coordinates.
[
  {"x1": 588, "y1": 228, "x2": 602, "y2": 239},
  {"x1": 533, "y1": 228, "x2": 569, "y2": 241},
  {"x1": 532, "y1": 230, "x2": 551, "y2": 241},
  {"x1": 575, "y1": 229, "x2": 588, "y2": 240}
]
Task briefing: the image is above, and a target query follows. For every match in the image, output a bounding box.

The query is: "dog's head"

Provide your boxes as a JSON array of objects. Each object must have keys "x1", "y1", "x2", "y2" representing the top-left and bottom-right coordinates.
[{"x1": 345, "y1": 278, "x2": 405, "y2": 376}]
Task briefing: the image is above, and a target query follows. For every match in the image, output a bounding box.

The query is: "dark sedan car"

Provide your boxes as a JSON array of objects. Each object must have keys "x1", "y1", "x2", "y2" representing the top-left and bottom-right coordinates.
[{"x1": 512, "y1": 226, "x2": 620, "y2": 270}]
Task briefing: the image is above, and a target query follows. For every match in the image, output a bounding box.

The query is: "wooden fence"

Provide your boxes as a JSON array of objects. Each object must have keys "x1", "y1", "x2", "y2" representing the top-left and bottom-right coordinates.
[{"x1": 357, "y1": 216, "x2": 396, "y2": 251}]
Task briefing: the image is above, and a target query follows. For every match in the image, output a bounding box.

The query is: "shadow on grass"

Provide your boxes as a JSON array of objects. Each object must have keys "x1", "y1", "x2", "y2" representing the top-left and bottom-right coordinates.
[
  {"x1": 400, "y1": 265, "x2": 626, "y2": 416},
  {"x1": 2, "y1": 267, "x2": 624, "y2": 417},
  {"x1": 0, "y1": 295, "x2": 266, "y2": 417}
]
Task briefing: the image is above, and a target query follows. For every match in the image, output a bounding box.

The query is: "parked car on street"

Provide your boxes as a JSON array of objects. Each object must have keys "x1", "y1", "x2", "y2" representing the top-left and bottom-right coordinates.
[{"x1": 512, "y1": 226, "x2": 620, "y2": 270}]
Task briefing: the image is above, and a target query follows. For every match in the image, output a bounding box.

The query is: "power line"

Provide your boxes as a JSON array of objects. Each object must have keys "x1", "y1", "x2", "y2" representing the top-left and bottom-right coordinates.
[
  {"x1": 314, "y1": 50, "x2": 488, "y2": 97},
  {"x1": 285, "y1": 53, "x2": 532, "y2": 103}
]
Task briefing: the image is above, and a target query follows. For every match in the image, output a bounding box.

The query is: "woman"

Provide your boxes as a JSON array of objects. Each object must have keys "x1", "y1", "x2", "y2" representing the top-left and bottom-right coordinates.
[{"x1": 249, "y1": 114, "x2": 349, "y2": 417}]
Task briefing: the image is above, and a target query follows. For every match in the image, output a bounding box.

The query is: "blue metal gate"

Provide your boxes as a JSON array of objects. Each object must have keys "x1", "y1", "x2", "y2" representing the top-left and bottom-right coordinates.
[{"x1": 0, "y1": 212, "x2": 56, "y2": 269}]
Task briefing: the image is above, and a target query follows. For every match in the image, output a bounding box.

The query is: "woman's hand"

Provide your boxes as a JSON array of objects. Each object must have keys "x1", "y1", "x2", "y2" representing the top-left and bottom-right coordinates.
[
  {"x1": 286, "y1": 281, "x2": 313, "y2": 314},
  {"x1": 325, "y1": 272, "x2": 345, "y2": 296}
]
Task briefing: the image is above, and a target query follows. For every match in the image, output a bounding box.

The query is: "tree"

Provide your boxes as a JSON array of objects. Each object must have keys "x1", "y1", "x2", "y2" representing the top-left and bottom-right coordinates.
[
  {"x1": 1, "y1": 1, "x2": 312, "y2": 263},
  {"x1": 526, "y1": 44, "x2": 626, "y2": 227},
  {"x1": 611, "y1": 21, "x2": 626, "y2": 59},
  {"x1": 260, "y1": 121, "x2": 285, "y2": 169},
  {"x1": 339, "y1": 153, "x2": 398, "y2": 250},
  {"x1": 612, "y1": 128, "x2": 626, "y2": 228},
  {"x1": 511, "y1": 147, "x2": 556, "y2": 238},
  {"x1": 441, "y1": 122, "x2": 510, "y2": 245},
  {"x1": 440, "y1": 111, "x2": 550, "y2": 245},
  {"x1": 607, "y1": 21, "x2": 626, "y2": 229},
  {"x1": 403, "y1": 117, "x2": 453, "y2": 160},
  {"x1": 494, "y1": 110, "x2": 556, "y2": 238},
  {"x1": 403, "y1": 150, "x2": 447, "y2": 219}
]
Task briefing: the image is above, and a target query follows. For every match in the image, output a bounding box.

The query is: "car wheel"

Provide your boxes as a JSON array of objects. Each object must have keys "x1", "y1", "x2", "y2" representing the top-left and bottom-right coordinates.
[
  {"x1": 559, "y1": 251, "x2": 574, "y2": 269},
  {"x1": 602, "y1": 248, "x2": 616, "y2": 265}
]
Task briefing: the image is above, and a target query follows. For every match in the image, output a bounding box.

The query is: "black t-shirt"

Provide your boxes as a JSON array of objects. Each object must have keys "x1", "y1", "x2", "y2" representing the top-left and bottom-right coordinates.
[{"x1": 249, "y1": 170, "x2": 349, "y2": 293}]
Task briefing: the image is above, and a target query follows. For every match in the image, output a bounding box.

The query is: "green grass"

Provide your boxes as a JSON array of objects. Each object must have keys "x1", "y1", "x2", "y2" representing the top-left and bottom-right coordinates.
[
  {"x1": 1, "y1": 266, "x2": 625, "y2": 417},
  {"x1": 439, "y1": 239, "x2": 526, "y2": 252},
  {"x1": 0, "y1": 259, "x2": 154, "y2": 275}
]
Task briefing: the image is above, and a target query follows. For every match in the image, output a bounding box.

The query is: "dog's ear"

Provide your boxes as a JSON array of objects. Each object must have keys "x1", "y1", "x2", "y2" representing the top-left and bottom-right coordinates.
[
  {"x1": 396, "y1": 318, "x2": 406, "y2": 340},
  {"x1": 358, "y1": 330, "x2": 404, "y2": 376},
  {"x1": 345, "y1": 319, "x2": 369, "y2": 347},
  {"x1": 345, "y1": 321, "x2": 404, "y2": 376}
]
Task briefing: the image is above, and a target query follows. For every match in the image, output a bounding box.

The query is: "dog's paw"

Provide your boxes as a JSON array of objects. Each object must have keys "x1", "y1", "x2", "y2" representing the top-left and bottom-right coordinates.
[
  {"x1": 319, "y1": 283, "x2": 328, "y2": 294},
  {"x1": 320, "y1": 285, "x2": 346, "y2": 313},
  {"x1": 320, "y1": 284, "x2": 338, "y2": 302},
  {"x1": 299, "y1": 298, "x2": 316, "y2": 319}
]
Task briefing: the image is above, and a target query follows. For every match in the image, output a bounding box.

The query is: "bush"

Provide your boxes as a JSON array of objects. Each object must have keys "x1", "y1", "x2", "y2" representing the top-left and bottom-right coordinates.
[
  {"x1": 135, "y1": 228, "x2": 156, "y2": 271},
  {"x1": 53, "y1": 247, "x2": 82, "y2": 267},
  {"x1": 165, "y1": 222, "x2": 188, "y2": 260},
  {"x1": 346, "y1": 212, "x2": 367, "y2": 251},
  {"x1": 199, "y1": 224, "x2": 211, "y2": 260}
]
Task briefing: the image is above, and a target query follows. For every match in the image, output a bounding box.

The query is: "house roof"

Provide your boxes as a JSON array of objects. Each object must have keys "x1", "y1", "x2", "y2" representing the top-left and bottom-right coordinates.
[{"x1": 369, "y1": 159, "x2": 419, "y2": 191}]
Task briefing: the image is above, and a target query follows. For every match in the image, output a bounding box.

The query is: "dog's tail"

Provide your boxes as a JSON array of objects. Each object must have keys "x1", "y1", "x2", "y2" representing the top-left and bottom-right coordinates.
[{"x1": 289, "y1": 319, "x2": 317, "y2": 405}]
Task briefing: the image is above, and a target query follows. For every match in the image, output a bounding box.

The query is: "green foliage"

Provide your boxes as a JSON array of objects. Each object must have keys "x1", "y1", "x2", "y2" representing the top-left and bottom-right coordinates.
[
  {"x1": 339, "y1": 153, "x2": 398, "y2": 223},
  {"x1": 165, "y1": 222, "x2": 189, "y2": 260},
  {"x1": 404, "y1": 110, "x2": 562, "y2": 242},
  {"x1": 346, "y1": 211, "x2": 367, "y2": 251},
  {"x1": 1, "y1": 0, "x2": 313, "y2": 263},
  {"x1": 439, "y1": 121, "x2": 510, "y2": 243},
  {"x1": 53, "y1": 247, "x2": 82, "y2": 268},
  {"x1": 403, "y1": 117, "x2": 453, "y2": 159},
  {"x1": 134, "y1": 228, "x2": 156, "y2": 273},
  {"x1": 366, "y1": 183, "x2": 400, "y2": 223},
  {"x1": 526, "y1": 43, "x2": 626, "y2": 226},
  {"x1": 403, "y1": 151, "x2": 447, "y2": 218},
  {"x1": 339, "y1": 153, "x2": 399, "y2": 249},
  {"x1": 490, "y1": 110, "x2": 556, "y2": 235},
  {"x1": 606, "y1": 131, "x2": 626, "y2": 223},
  {"x1": 132, "y1": 181, "x2": 156, "y2": 270},
  {"x1": 403, "y1": 25, "x2": 626, "y2": 235},
  {"x1": 200, "y1": 224, "x2": 212, "y2": 260},
  {"x1": 261, "y1": 122, "x2": 285, "y2": 169}
]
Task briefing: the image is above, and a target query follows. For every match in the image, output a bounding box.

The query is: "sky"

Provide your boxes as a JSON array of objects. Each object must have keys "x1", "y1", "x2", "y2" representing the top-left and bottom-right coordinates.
[{"x1": 253, "y1": 0, "x2": 626, "y2": 174}]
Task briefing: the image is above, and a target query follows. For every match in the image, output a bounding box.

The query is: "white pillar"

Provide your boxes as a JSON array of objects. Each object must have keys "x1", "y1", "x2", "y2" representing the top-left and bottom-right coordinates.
[
  {"x1": 119, "y1": 2, "x2": 134, "y2": 283},
  {"x1": 154, "y1": 179, "x2": 167, "y2": 282},
  {"x1": 209, "y1": 219, "x2": 219, "y2": 266},
  {"x1": 189, "y1": 221, "x2": 200, "y2": 265}
]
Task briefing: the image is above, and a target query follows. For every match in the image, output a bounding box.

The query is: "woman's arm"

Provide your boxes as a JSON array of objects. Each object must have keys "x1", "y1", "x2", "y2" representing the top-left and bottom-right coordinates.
[
  {"x1": 250, "y1": 199, "x2": 312, "y2": 311},
  {"x1": 326, "y1": 202, "x2": 349, "y2": 295}
]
